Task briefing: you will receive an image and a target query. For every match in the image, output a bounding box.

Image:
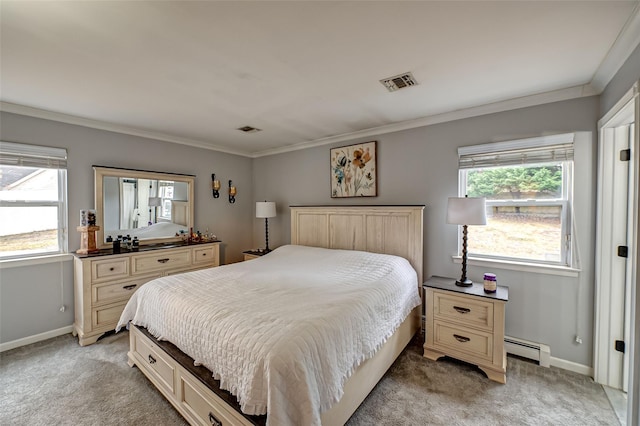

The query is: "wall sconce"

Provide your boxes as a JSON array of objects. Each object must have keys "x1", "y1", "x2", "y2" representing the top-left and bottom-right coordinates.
[
  {"x1": 211, "y1": 174, "x2": 220, "y2": 198},
  {"x1": 228, "y1": 180, "x2": 237, "y2": 203}
]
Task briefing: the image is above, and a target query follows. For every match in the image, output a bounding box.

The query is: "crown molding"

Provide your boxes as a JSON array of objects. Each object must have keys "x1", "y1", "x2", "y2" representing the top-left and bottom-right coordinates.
[
  {"x1": 591, "y1": 2, "x2": 640, "y2": 92},
  {"x1": 251, "y1": 84, "x2": 595, "y2": 158},
  {"x1": 2, "y1": 82, "x2": 595, "y2": 160},
  {"x1": 0, "y1": 101, "x2": 253, "y2": 157}
]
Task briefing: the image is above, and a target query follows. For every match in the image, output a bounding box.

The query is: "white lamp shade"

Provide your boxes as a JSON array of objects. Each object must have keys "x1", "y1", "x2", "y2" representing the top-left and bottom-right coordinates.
[
  {"x1": 256, "y1": 201, "x2": 276, "y2": 218},
  {"x1": 148, "y1": 197, "x2": 162, "y2": 207},
  {"x1": 447, "y1": 197, "x2": 487, "y2": 225}
]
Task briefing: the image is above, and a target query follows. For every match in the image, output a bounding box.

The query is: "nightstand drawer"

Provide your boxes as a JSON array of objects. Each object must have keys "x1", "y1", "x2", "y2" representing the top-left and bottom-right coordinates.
[
  {"x1": 434, "y1": 292, "x2": 494, "y2": 330},
  {"x1": 433, "y1": 321, "x2": 493, "y2": 361},
  {"x1": 91, "y1": 257, "x2": 129, "y2": 283},
  {"x1": 132, "y1": 249, "x2": 191, "y2": 275}
]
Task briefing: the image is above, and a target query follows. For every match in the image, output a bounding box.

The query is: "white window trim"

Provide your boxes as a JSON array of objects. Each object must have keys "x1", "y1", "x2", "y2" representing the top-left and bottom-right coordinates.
[
  {"x1": 0, "y1": 253, "x2": 73, "y2": 269},
  {"x1": 0, "y1": 142, "x2": 68, "y2": 260},
  {"x1": 451, "y1": 254, "x2": 580, "y2": 277},
  {"x1": 457, "y1": 134, "x2": 575, "y2": 268}
]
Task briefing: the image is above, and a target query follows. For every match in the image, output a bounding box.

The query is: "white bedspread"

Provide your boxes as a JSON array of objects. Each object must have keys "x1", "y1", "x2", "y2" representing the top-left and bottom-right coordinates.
[{"x1": 117, "y1": 244, "x2": 420, "y2": 426}]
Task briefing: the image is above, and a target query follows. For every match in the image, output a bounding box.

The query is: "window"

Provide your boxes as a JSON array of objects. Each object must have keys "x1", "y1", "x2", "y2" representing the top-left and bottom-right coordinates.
[
  {"x1": 0, "y1": 142, "x2": 68, "y2": 259},
  {"x1": 158, "y1": 181, "x2": 174, "y2": 220},
  {"x1": 457, "y1": 134, "x2": 574, "y2": 266}
]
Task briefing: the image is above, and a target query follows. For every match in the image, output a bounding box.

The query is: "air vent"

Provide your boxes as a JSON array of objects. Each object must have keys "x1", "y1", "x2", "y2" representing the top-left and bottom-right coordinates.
[
  {"x1": 237, "y1": 126, "x2": 262, "y2": 133},
  {"x1": 380, "y1": 72, "x2": 418, "y2": 92}
]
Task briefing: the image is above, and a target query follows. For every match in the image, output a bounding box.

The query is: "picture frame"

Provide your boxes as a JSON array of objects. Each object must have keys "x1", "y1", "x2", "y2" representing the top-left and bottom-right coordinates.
[{"x1": 330, "y1": 141, "x2": 377, "y2": 198}]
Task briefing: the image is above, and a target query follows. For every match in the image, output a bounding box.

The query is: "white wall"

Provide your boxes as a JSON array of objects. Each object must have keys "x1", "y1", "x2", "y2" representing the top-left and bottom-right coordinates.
[
  {"x1": 253, "y1": 96, "x2": 600, "y2": 367},
  {"x1": 0, "y1": 112, "x2": 253, "y2": 344}
]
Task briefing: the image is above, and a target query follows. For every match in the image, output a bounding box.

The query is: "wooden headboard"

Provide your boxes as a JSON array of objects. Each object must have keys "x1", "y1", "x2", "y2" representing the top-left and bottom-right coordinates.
[{"x1": 290, "y1": 205, "x2": 424, "y2": 284}]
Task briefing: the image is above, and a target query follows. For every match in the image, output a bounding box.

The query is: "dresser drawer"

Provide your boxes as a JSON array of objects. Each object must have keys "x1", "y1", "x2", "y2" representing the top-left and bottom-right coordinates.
[
  {"x1": 133, "y1": 331, "x2": 176, "y2": 395},
  {"x1": 192, "y1": 246, "x2": 215, "y2": 265},
  {"x1": 434, "y1": 292, "x2": 494, "y2": 331},
  {"x1": 132, "y1": 249, "x2": 191, "y2": 275},
  {"x1": 91, "y1": 257, "x2": 129, "y2": 283},
  {"x1": 92, "y1": 275, "x2": 160, "y2": 305},
  {"x1": 433, "y1": 321, "x2": 493, "y2": 362},
  {"x1": 91, "y1": 302, "x2": 127, "y2": 331},
  {"x1": 178, "y1": 368, "x2": 252, "y2": 426}
]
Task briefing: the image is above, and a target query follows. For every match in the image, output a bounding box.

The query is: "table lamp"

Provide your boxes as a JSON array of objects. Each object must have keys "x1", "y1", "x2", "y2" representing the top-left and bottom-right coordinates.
[
  {"x1": 447, "y1": 196, "x2": 487, "y2": 286},
  {"x1": 256, "y1": 201, "x2": 276, "y2": 252}
]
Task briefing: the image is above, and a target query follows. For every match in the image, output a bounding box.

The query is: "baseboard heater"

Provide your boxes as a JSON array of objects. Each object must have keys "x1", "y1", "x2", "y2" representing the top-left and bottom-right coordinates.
[{"x1": 504, "y1": 336, "x2": 551, "y2": 368}]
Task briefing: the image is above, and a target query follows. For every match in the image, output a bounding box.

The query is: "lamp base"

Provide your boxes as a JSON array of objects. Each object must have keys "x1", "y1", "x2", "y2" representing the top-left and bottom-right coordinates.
[{"x1": 455, "y1": 278, "x2": 474, "y2": 287}]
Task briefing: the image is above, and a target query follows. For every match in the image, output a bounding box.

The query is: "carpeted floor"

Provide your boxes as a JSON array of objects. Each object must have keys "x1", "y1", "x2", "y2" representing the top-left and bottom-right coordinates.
[{"x1": 0, "y1": 331, "x2": 620, "y2": 425}]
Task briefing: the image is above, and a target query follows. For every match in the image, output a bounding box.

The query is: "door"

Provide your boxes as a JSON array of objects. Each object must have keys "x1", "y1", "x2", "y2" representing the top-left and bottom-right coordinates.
[{"x1": 595, "y1": 87, "x2": 637, "y2": 394}]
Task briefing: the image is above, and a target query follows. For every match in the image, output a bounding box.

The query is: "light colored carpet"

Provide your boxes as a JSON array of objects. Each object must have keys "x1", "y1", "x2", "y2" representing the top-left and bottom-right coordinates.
[{"x1": 0, "y1": 331, "x2": 619, "y2": 425}]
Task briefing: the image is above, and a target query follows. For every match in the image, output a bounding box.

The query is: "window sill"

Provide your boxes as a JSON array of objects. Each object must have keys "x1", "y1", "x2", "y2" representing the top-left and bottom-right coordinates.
[
  {"x1": 0, "y1": 253, "x2": 74, "y2": 269},
  {"x1": 452, "y1": 255, "x2": 580, "y2": 277}
]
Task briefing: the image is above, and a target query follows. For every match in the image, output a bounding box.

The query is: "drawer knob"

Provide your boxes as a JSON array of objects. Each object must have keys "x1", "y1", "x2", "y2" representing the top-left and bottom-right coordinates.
[
  {"x1": 453, "y1": 334, "x2": 471, "y2": 343},
  {"x1": 453, "y1": 306, "x2": 471, "y2": 314},
  {"x1": 109, "y1": 267, "x2": 115, "y2": 271},
  {"x1": 123, "y1": 284, "x2": 137, "y2": 291},
  {"x1": 148, "y1": 354, "x2": 156, "y2": 364},
  {"x1": 202, "y1": 253, "x2": 207, "y2": 256},
  {"x1": 157, "y1": 258, "x2": 170, "y2": 263},
  {"x1": 208, "y1": 412, "x2": 222, "y2": 426}
]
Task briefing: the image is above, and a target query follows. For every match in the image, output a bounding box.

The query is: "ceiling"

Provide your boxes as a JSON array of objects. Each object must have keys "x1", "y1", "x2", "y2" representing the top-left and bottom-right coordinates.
[{"x1": 1, "y1": 1, "x2": 639, "y2": 158}]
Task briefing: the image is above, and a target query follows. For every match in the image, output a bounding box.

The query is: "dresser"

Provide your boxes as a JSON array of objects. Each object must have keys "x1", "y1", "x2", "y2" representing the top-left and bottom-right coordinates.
[
  {"x1": 73, "y1": 241, "x2": 220, "y2": 346},
  {"x1": 423, "y1": 276, "x2": 509, "y2": 383}
]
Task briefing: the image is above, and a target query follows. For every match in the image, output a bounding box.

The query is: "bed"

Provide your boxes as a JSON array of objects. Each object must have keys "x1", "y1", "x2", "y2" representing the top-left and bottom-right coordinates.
[{"x1": 118, "y1": 205, "x2": 424, "y2": 425}]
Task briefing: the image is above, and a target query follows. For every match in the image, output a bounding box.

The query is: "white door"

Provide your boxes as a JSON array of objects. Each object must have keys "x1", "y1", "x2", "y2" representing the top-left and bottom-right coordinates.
[{"x1": 595, "y1": 89, "x2": 637, "y2": 393}]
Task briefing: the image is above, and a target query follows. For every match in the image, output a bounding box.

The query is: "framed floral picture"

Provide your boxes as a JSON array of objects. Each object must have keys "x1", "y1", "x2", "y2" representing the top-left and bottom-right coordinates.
[{"x1": 330, "y1": 141, "x2": 377, "y2": 198}]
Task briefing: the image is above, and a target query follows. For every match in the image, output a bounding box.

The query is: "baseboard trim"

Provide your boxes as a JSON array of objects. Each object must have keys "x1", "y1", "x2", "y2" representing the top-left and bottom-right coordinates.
[
  {"x1": 550, "y1": 356, "x2": 593, "y2": 377},
  {"x1": 0, "y1": 326, "x2": 596, "y2": 379},
  {"x1": 0, "y1": 326, "x2": 74, "y2": 352}
]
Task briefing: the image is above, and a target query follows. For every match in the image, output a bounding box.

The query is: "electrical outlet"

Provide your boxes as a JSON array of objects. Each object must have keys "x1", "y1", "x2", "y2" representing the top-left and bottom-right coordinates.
[
  {"x1": 574, "y1": 335, "x2": 582, "y2": 344},
  {"x1": 59, "y1": 305, "x2": 66, "y2": 313}
]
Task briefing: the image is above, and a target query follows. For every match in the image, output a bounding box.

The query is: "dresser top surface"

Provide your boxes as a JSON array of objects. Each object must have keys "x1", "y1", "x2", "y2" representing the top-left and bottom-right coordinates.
[
  {"x1": 424, "y1": 275, "x2": 509, "y2": 302},
  {"x1": 73, "y1": 240, "x2": 220, "y2": 259}
]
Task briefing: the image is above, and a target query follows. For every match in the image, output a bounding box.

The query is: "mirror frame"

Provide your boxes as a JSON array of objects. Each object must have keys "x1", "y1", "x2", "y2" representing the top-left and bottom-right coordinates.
[{"x1": 94, "y1": 166, "x2": 195, "y2": 248}]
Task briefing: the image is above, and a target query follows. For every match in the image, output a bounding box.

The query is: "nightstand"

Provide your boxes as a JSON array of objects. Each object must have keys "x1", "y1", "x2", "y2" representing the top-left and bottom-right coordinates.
[
  {"x1": 423, "y1": 276, "x2": 509, "y2": 383},
  {"x1": 242, "y1": 250, "x2": 269, "y2": 261}
]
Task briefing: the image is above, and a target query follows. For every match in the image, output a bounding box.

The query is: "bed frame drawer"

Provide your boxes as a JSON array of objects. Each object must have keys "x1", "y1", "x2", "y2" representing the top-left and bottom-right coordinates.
[
  {"x1": 178, "y1": 368, "x2": 253, "y2": 426},
  {"x1": 132, "y1": 329, "x2": 176, "y2": 396},
  {"x1": 433, "y1": 292, "x2": 494, "y2": 331},
  {"x1": 131, "y1": 249, "x2": 191, "y2": 275}
]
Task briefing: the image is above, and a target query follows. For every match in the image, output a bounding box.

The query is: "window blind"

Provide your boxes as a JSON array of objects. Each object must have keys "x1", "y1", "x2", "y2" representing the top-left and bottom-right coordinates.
[
  {"x1": 458, "y1": 133, "x2": 574, "y2": 169},
  {"x1": 0, "y1": 141, "x2": 67, "y2": 169}
]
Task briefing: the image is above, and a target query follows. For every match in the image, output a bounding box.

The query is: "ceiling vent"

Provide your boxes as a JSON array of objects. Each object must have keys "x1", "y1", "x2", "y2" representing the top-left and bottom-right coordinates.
[
  {"x1": 237, "y1": 126, "x2": 262, "y2": 133},
  {"x1": 380, "y1": 72, "x2": 418, "y2": 92}
]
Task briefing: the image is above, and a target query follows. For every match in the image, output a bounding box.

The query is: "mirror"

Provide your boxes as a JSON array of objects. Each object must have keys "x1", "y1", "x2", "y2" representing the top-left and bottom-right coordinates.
[{"x1": 94, "y1": 166, "x2": 195, "y2": 248}]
